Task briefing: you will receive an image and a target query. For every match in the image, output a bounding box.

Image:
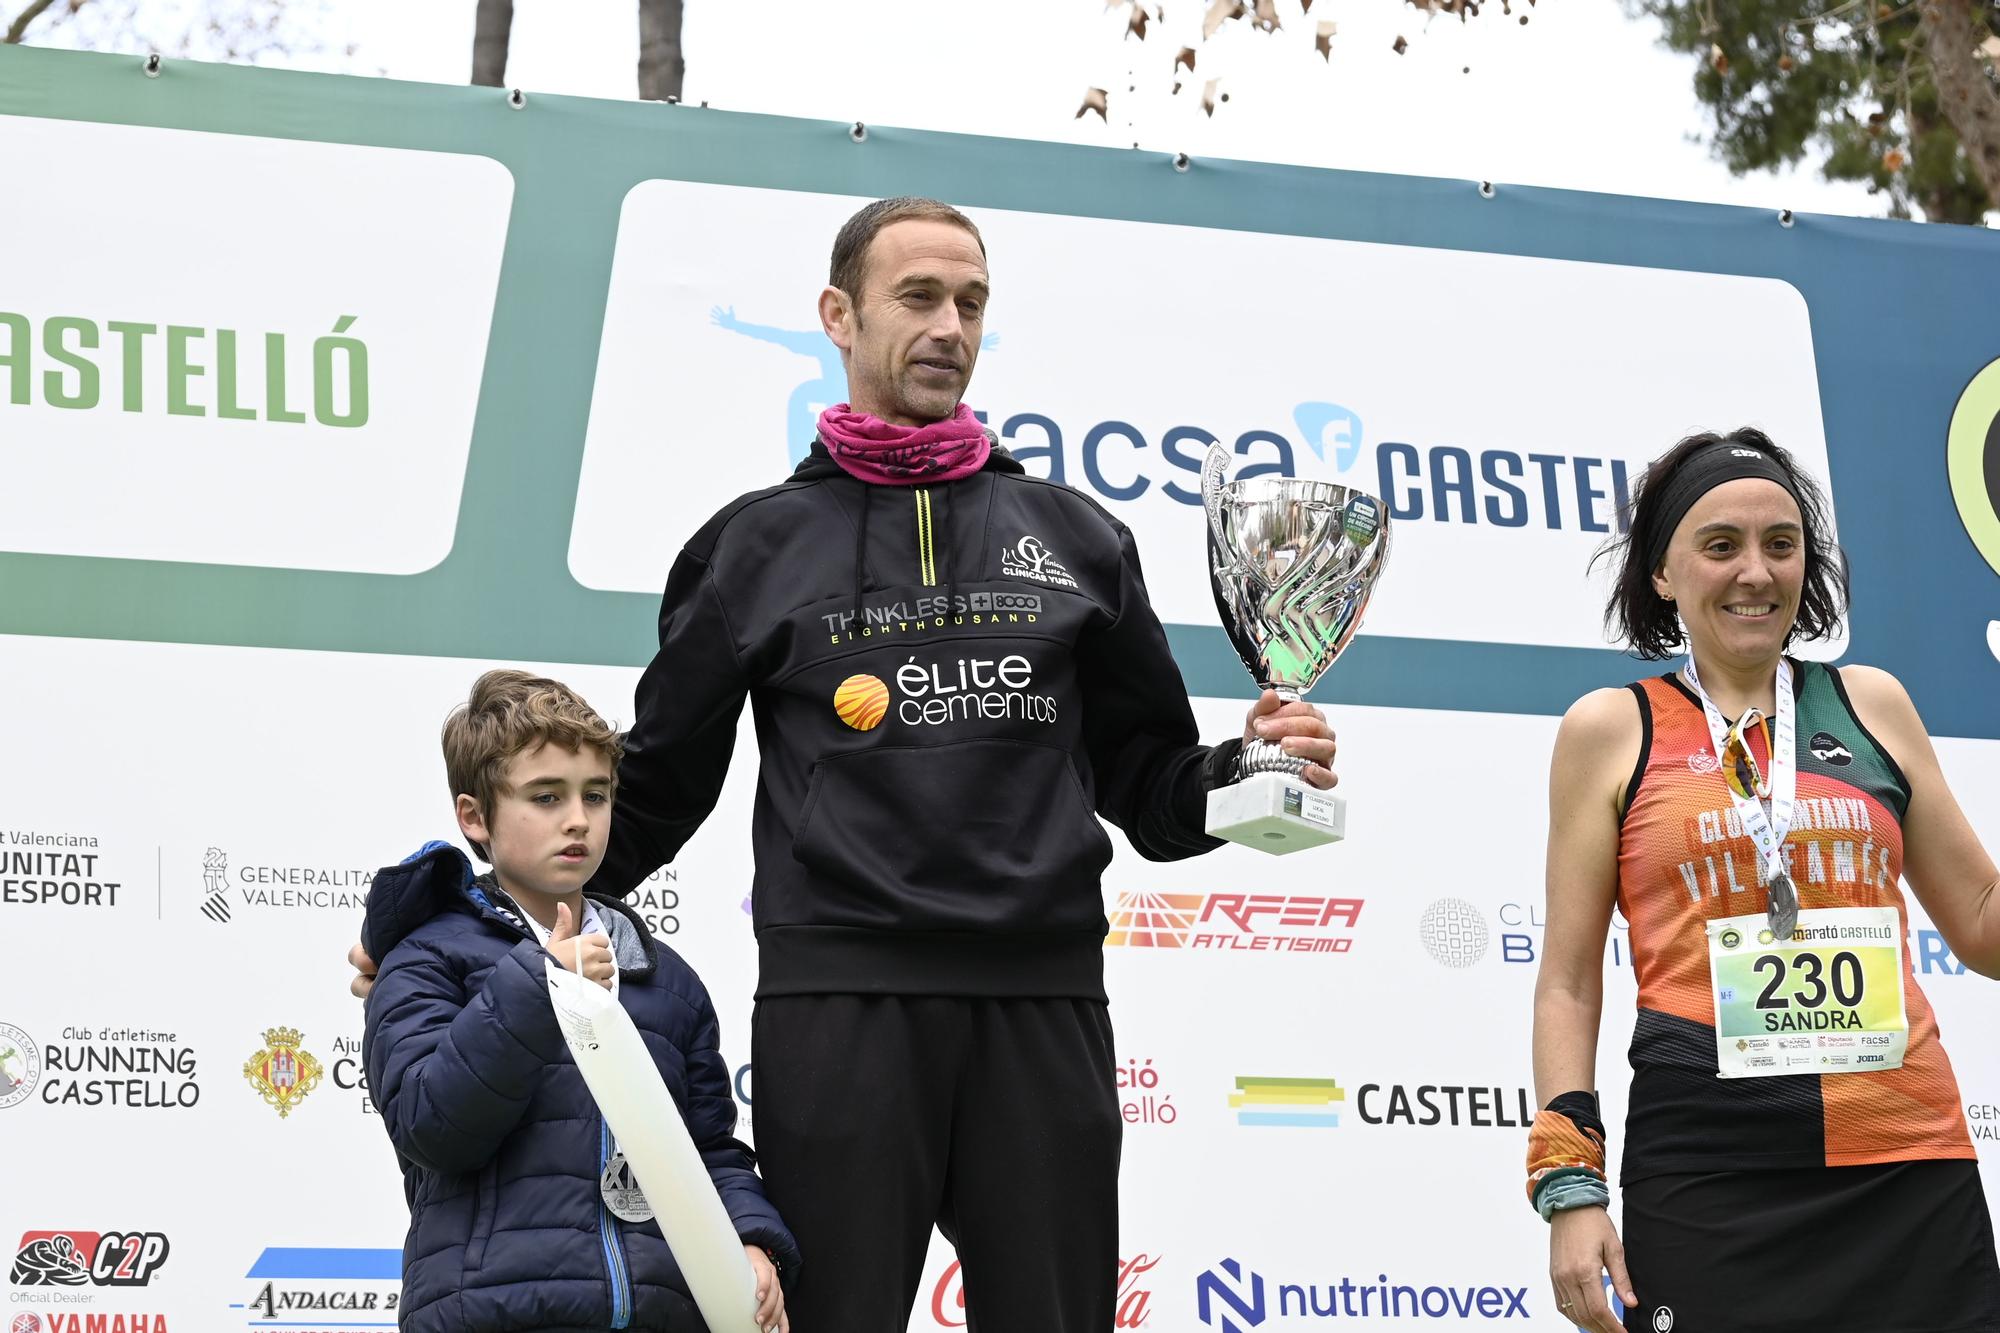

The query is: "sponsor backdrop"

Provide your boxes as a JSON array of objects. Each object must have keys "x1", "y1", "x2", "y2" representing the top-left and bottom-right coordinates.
[{"x1": 3, "y1": 44, "x2": 1999, "y2": 1333}]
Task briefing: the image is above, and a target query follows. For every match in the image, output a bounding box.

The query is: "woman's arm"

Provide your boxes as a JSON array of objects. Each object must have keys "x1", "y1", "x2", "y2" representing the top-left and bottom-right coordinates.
[
  {"x1": 1533, "y1": 686, "x2": 1642, "y2": 1333},
  {"x1": 1534, "y1": 688, "x2": 1638, "y2": 1103}
]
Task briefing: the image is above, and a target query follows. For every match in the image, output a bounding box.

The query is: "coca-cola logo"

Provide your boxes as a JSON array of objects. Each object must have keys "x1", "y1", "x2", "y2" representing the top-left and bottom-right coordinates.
[{"x1": 931, "y1": 1254, "x2": 1158, "y2": 1327}]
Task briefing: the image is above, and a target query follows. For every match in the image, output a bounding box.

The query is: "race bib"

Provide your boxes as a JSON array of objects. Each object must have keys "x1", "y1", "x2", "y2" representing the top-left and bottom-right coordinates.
[{"x1": 1707, "y1": 907, "x2": 1908, "y2": 1079}]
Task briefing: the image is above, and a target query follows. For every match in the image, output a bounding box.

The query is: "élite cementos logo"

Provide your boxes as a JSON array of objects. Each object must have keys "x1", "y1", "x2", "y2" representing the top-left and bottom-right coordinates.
[{"x1": 831, "y1": 655, "x2": 1060, "y2": 730}]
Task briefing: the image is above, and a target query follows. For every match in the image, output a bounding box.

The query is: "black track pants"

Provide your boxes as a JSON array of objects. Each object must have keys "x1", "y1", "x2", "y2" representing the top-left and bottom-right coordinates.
[{"x1": 751, "y1": 994, "x2": 1122, "y2": 1332}]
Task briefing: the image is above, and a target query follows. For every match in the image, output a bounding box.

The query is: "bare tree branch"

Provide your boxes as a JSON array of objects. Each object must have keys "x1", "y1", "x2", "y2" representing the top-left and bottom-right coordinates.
[
  {"x1": 637, "y1": 0, "x2": 684, "y2": 101},
  {"x1": 470, "y1": 0, "x2": 512, "y2": 87},
  {"x1": 5, "y1": 0, "x2": 64, "y2": 44}
]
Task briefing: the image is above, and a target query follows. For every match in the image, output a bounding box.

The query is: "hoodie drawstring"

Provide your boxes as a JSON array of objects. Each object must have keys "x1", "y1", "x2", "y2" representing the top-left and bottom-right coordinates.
[
  {"x1": 935, "y1": 484, "x2": 956, "y2": 624},
  {"x1": 852, "y1": 483, "x2": 873, "y2": 637}
]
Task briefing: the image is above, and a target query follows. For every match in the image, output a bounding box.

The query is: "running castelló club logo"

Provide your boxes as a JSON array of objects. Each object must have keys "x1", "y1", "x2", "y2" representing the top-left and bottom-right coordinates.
[
  {"x1": 833, "y1": 674, "x2": 890, "y2": 731},
  {"x1": 1946, "y1": 354, "x2": 2000, "y2": 663},
  {"x1": 200, "y1": 847, "x2": 230, "y2": 923},
  {"x1": 243, "y1": 1028, "x2": 323, "y2": 1118},
  {"x1": 0, "y1": 1022, "x2": 41, "y2": 1109}
]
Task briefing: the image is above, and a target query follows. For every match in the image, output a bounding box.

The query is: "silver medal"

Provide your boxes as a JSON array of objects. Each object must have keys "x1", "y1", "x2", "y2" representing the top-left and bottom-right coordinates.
[
  {"x1": 1766, "y1": 870, "x2": 1799, "y2": 942},
  {"x1": 599, "y1": 1146, "x2": 653, "y2": 1223}
]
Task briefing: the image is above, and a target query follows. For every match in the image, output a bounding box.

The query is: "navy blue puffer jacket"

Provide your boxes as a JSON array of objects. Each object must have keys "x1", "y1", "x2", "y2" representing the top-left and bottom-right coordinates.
[{"x1": 361, "y1": 843, "x2": 798, "y2": 1333}]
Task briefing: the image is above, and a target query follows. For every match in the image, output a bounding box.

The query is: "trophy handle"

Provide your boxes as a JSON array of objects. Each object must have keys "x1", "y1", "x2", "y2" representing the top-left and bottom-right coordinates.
[{"x1": 1200, "y1": 442, "x2": 1232, "y2": 560}]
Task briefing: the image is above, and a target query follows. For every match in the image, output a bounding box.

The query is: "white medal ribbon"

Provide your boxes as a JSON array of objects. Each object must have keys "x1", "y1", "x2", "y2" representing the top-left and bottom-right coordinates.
[{"x1": 1685, "y1": 655, "x2": 1799, "y2": 938}]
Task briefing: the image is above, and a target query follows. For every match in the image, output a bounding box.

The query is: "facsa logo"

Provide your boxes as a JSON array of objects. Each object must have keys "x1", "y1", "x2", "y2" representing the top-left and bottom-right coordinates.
[{"x1": 10, "y1": 1232, "x2": 171, "y2": 1287}]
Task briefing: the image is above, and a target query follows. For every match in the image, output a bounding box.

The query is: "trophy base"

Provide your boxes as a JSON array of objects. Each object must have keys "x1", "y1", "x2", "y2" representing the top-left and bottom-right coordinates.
[{"x1": 1205, "y1": 772, "x2": 1346, "y2": 855}]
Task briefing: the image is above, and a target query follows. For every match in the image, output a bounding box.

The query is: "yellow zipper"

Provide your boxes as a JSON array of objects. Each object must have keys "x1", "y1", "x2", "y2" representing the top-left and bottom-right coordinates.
[{"x1": 915, "y1": 488, "x2": 936, "y2": 587}]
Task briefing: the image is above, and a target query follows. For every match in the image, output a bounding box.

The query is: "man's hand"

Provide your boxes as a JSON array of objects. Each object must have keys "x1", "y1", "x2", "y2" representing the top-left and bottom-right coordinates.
[
  {"x1": 348, "y1": 942, "x2": 377, "y2": 1001},
  {"x1": 1549, "y1": 1206, "x2": 1635, "y2": 1333},
  {"x1": 746, "y1": 1246, "x2": 788, "y2": 1333},
  {"x1": 547, "y1": 902, "x2": 615, "y2": 990},
  {"x1": 1243, "y1": 689, "x2": 1338, "y2": 790}
]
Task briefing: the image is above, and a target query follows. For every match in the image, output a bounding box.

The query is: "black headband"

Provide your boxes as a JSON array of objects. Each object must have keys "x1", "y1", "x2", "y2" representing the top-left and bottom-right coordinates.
[{"x1": 1641, "y1": 444, "x2": 1803, "y2": 575}]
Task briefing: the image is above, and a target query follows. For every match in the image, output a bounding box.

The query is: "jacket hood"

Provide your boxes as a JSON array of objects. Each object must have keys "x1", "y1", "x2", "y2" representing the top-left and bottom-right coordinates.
[{"x1": 363, "y1": 840, "x2": 471, "y2": 963}]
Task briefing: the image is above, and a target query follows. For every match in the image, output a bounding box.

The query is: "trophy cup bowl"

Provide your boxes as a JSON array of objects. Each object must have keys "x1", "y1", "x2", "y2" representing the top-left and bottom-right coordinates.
[{"x1": 1201, "y1": 443, "x2": 1391, "y2": 853}]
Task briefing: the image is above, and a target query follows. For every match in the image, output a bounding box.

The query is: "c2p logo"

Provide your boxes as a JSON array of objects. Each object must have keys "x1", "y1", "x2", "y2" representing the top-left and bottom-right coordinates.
[
  {"x1": 10, "y1": 1231, "x2": 170, "y2": 1287},
  {"x1": 1947, "y1": 355, "x2": 2000, "y2": 581}
]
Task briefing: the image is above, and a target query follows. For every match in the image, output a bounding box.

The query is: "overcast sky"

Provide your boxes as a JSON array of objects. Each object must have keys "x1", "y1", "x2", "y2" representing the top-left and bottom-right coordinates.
[{"x1": 329, "y1": 0, "x2": 1889, "y2": 221}]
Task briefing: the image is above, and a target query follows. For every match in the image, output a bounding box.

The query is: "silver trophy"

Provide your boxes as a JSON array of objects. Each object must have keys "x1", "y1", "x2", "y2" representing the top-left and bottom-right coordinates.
[{"x1": 1201, "y1": 442, "x2": 1391, "y2": 853}]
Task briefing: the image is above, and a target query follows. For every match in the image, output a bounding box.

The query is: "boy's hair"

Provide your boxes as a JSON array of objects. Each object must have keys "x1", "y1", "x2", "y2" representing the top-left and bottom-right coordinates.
[{"x1": 442, "y1": 670, "x2": 624, "y2": 863}]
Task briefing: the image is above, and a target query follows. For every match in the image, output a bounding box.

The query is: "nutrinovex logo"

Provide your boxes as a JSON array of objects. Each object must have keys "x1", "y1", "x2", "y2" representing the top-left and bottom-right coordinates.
[{"x1": 1947, "y1": 354, "x2": 2000, "y2": 581}]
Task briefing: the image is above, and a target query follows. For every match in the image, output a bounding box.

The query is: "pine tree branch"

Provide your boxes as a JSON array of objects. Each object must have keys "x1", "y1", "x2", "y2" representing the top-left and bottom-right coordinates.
[{"x1": 5, "y1": 0, "x2": 62, "y2": 44}]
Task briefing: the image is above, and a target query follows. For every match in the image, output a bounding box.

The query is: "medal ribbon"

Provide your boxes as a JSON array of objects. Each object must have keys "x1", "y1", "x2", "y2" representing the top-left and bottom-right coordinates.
[{"x1": 1685, "y1": 656, "x2": 1799, "y2": 938}]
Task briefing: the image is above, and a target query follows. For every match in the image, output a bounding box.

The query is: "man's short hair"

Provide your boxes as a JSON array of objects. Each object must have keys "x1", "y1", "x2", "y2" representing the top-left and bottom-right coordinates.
[
  {"x1": 441, "y1": 669, "x2": 623, "y2": 862},
  {"x1": 829, "y1": 196, "x2": 986, "y2": 299}
]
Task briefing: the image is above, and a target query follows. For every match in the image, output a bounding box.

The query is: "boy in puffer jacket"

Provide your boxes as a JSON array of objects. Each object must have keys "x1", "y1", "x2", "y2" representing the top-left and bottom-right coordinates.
[{"x1": 362, "y1": 669, "x2": 797, "y2": 1333}]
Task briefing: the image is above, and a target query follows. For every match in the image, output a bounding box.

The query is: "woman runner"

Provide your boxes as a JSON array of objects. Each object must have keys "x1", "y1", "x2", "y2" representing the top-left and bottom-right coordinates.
[{"x1": 1529, "y1": 427, "x2": 2000, "y2": 1333}]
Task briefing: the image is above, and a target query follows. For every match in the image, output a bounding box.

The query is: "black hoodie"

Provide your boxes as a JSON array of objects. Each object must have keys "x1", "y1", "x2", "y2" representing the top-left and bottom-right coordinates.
[{"x1": 591, "y1": 440, "x2": 1241, "y2": 1000}]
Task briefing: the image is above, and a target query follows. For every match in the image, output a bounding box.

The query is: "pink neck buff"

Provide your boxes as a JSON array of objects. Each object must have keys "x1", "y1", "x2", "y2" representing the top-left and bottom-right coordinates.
[{"x1": 816, "y1": 403, "x2": 990, "y2": 485}]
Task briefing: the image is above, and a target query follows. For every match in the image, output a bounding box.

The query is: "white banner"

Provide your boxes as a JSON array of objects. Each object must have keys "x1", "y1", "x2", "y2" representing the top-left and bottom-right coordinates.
[
  {"x1": 3, "y1": 634, "x2": 1995, "y2": 1332},
  {"x1": 572, "y1": 180, "x2": 1843, "y2": 656}
]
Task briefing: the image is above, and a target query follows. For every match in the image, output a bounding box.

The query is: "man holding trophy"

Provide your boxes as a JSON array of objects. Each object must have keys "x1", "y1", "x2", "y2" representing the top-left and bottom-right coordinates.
[{"x1": 353, "y1": 196, "x2": 1386, "y2": 1329}]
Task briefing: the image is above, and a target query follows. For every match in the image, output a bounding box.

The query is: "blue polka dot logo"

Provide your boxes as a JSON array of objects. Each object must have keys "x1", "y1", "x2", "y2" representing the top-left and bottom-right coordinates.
[
  {"x1": 0, "y1": 1023, "x2": 41, "y2": 1110},
  {"x1": 243, "y1": 1028, "x2": 323, "y2": 1119},
  {"x1": 1947, "y1": 355, "x2": 2000, "y2": 583}
]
